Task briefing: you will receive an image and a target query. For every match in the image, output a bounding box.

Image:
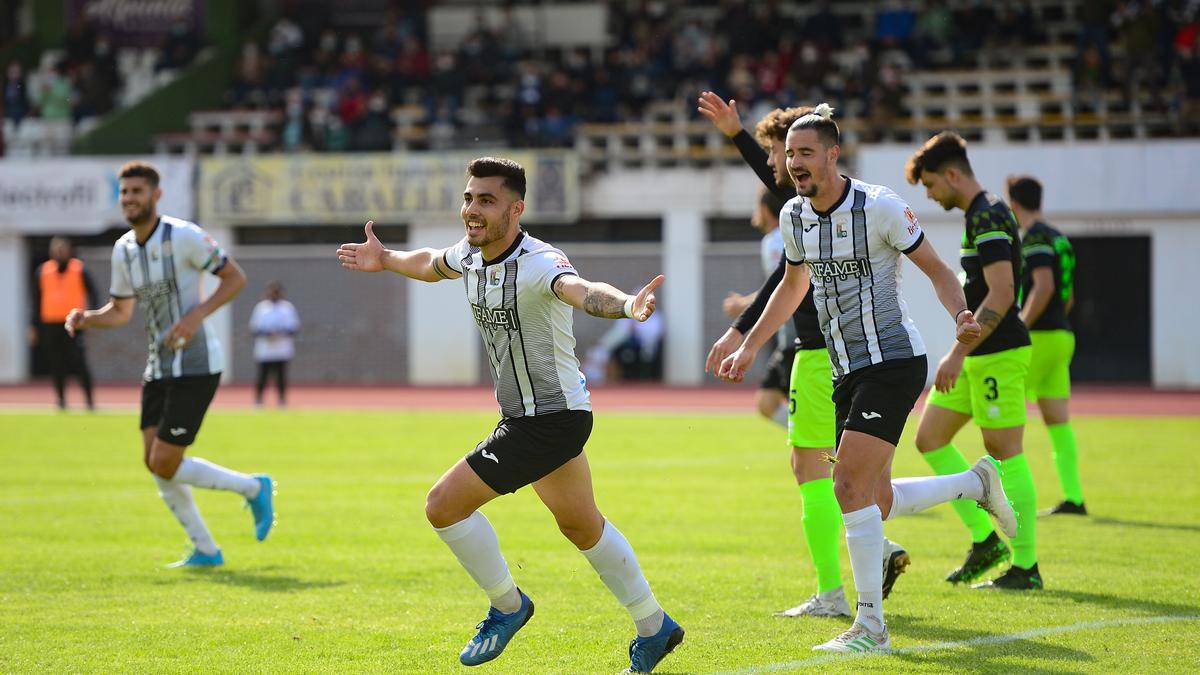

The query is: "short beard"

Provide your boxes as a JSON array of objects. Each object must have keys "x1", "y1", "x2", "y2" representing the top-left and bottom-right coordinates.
[{"x1": 125, "y1": 205, "x2": 153, "y2": 226}]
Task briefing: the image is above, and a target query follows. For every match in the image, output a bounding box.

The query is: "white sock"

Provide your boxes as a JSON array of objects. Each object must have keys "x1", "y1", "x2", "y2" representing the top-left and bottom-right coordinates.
[
  {"x1": 434, "y1": 511, "x2": 521, "y2": 613},
  {"x1": 843, "y1": 505, "x2": 885, "y2": 633},
  {"x1": 580, "y1": 520, "x2": 663, "y2": 637},
  {"x1": 888, "y1": 471, "x2": 984, "y2": 520},
  {"x1": 173, "y1": 457, "x2": 260, "y2": 498},
  {"x1": 770, "y1": 405, "x2": 789, "y2": 428},
  {"x1": 155, "y1": 476, "x2": 219, "y2": 555}
]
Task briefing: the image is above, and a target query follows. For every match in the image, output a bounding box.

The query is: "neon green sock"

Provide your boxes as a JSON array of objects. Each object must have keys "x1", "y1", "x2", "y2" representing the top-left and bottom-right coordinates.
[
  {"x1": 799, "y1": 477, "x2": 843, "y2": 594},
  {"x1": 1000, "y1": 453, "x2": 1038, "y2": 568},
  {"x1": 922, "y1": 443, "x2": 994, "y2": 543},
  {"x1": 1047, "y1": 422, "x2": 1083, "y2": 504}
]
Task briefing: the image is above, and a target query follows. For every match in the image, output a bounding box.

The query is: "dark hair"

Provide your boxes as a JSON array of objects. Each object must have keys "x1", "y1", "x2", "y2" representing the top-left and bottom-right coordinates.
[
  {"x1": 788, "y1": 103, "x2": 840, "y2": 148},
  {"x1": 466, "y1": 157, "x2": 526, "y2": 199},
  {"x1": 758, "y1": 185, "x2": 787, "y2": 220},
  {"x1": 905, "y1": 131, "x2": 973, "y2": 184},
  {"x1": 754, "y1": 106, "x2": 813, "y2": 146},
  {"x1": 118, "y1": 160, "x2": 161, "y2": 187},
  {"x1": 1006, "y1": 174, "x2": 1043, "y2": 211}
]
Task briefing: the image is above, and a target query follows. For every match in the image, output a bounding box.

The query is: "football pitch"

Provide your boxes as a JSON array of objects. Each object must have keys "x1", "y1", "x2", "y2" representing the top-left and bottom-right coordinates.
[{"x1": 2, "y1": 408, "x2": 1198, "y2": 673}]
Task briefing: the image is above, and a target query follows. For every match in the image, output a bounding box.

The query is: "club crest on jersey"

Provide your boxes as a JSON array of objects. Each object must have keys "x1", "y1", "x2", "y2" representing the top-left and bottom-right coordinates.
[
  {"x1": 905, "y1": 207, "x2": 919, "y2": 235},
  {"x1": 148, "y1": 246, "x2": 160, "y2": 261},
  {"x1": 808, "y1": 257, "x2": 873, "y2": 282},
  {"x1": 835, "y1": 219, "x2": 848, "y2": 239},
  {"x1": 472, "y1": 303, "x2": 520, "y2": 331},
  {"x1": 487, "y1": 267, "x2": 502, "y2": 286}
]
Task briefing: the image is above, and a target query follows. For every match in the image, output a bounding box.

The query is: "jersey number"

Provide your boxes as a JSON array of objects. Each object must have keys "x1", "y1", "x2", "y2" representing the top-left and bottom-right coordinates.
[{"x1": 983, "y1": 377, "x2": 999, "y2": 401}]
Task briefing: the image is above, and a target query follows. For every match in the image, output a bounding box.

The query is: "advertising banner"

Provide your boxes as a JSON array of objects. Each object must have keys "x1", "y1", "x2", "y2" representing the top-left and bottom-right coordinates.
[
  {"x1": 68, "y1": 0, "x2": 205, "y2": 48},
  {"x1": 0, "y1": 157, "x2": 194, "y2": 234},
  {"x1": 198, "y1": 151, "x2": 579, "y2": 225}
]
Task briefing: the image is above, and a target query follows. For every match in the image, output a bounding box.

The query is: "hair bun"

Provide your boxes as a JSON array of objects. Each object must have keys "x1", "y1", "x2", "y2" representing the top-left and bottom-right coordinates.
[{"x1": 813, "y1": 103, "x2": 835, "y2": 120}]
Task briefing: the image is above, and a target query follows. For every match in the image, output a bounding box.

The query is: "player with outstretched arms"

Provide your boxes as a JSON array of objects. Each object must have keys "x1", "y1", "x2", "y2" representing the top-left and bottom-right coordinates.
[
  {"x1": 337, "y1": 157, "x2": 682, "y2": 673},
  {"x1": 718, "y1": 106, "x2": 1016, "y2": 654}
]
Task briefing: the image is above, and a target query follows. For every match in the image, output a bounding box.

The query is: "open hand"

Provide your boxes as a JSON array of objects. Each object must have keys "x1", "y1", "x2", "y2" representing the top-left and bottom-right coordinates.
[
  {"x1": 337, "y1": 220, "x2": 386, "y2": 272},
  {"x1": 630, "y1": 275, "x2": 664, "y2": 321},
  {"x1": 697, "y1": 91, "x2": 744, "y2": 138}
]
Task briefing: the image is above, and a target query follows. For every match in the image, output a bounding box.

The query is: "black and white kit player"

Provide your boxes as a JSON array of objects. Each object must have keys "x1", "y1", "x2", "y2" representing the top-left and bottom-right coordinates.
[
  {"x1": 337, "y1": 157, "x2": 683, "y2": 673},
  {"x1": 66, "y1": 161, "x2": 275, "y2": 568}
]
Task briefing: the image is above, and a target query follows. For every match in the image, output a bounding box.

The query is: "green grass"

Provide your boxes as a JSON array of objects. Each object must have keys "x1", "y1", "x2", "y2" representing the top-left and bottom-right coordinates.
[{"x1": 1, "y1": 408, "x2": 1198, "y2": 673}]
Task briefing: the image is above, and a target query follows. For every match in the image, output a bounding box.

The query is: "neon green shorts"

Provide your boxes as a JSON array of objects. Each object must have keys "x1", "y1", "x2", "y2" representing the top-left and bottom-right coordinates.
[
  {"x1": 788, "y1": 348, "x2": 836, "y2": 448},
  {"x1": 1026, "y1": 330, "x2": 1074, "y2": 401},
  {"x1": 926, "y1": 346, "x2": 1032, "y2": 429}
]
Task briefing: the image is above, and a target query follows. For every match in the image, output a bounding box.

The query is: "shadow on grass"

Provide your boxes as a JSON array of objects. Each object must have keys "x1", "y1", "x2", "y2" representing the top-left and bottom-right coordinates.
[
  {"x1": 159, "y1": 565, "x2": 346, "y2": 593},
  {"x1": 1090, "y1": 515, "x2": 1200, "y2": 534},
  {"x1": 1040, "y1": 589, "x2": 1200, "y2": 617}
]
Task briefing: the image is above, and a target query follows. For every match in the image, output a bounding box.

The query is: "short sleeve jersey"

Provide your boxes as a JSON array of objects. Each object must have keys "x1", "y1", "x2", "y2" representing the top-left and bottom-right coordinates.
[
  {"x1": 961, "y1": 192, "x2": 1032, "y2": 354},
  {"x1": 109, "y1": 216, "x2": 227, "y2": 381},
  {"x1": 781, "y1": 176, "x2": 926, "y2": 378},
  {"x1": 1021, "y1": 221, "x2": 1075, "y2": 332},
  {"x1": 442, "y1": 231, "x2": 591, "y2": 418},
  {"x1": 760, "y1": 229, "x2": 798, "y2": 350}
]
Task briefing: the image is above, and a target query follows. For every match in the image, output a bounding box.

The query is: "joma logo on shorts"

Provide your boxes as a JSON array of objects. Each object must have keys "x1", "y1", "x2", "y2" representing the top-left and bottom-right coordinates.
[
  {"x1": 808, "y1": 258, "x2": 872, "y2": 282},
  {"x1": 471, "y1": 304, "x2": 520, "y2": 331}
]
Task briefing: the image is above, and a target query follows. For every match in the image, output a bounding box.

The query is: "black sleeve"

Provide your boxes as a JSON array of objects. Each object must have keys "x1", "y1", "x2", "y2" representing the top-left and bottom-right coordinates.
[
  {"x1": 732, "y1": 254, "x2": 786, "y2": 334},
  {"x1": 31, "y1": 270, "x2": 42, "y2": 326},
  {"x1": 731, "y1": 130, "x2": 792, "y2": 201},
  {"x1": 82, "y1": 269, "x2": 99, "y2": 309}
]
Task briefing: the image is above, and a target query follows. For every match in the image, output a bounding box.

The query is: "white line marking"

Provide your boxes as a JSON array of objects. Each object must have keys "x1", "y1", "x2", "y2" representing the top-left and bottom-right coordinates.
[{"x1": 716, "y1": 615, "x2": 1200, "y2": 674}]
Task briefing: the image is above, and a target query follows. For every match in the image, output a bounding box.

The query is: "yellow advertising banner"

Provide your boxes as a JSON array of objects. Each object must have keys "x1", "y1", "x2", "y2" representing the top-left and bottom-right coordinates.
[{"x1": 199, "y1": 151, "x2": 578, "y2": 225}]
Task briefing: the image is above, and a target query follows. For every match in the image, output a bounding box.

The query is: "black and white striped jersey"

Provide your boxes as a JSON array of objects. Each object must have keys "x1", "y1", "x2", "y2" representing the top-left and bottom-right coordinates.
[
  {"x1": 109, "y1": 216, "x2": 228, "y2": 381},
  {"x1": 781, "y1": 177, "x2": 927, "y2": 378},
  {"x1": 443, "y1": 231, "x2": 591, "y2": 418}
]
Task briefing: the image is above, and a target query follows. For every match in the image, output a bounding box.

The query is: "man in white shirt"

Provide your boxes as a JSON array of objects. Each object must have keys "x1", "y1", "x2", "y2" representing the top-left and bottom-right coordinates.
[{"x1": 249, "y1": 281, "x2": 300, "y2": 407}]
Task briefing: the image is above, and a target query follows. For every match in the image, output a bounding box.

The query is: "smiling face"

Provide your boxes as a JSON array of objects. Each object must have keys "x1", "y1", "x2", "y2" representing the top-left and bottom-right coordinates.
[
  {"x1": 785, "y1": 127, "x2": 838, "y2": 200},
  {"x1": 119, "y1": 176, "x2": 161, "y2": 226},
  {"x1": 460, "y1": 175, "x2": 522, "y2": 253}
]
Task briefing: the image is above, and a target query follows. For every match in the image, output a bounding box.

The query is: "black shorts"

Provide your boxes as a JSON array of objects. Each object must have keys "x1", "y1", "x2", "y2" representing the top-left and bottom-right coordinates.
[
  {"x1": 760, "y1": 344, "x2": 798, "y2": 394},
  {"x1": 467, "y1": 410, "x2": 593, "y2": 494},
  {"x1": 140, "y1": 374, "x2": 221, "y2": 446},
  {"x1": 833, "y1": 356, "x2": 927, "y2": 447}
]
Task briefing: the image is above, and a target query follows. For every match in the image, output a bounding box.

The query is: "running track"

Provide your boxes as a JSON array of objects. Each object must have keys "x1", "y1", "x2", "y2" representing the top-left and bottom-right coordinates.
[{"x1": 2, "y1": 383, "x2": 1198, "y2": 416}]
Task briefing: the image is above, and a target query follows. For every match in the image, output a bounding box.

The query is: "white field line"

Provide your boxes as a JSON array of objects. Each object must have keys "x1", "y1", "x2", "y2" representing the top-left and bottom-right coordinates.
[{"x1": 715, "y1": 614, "x2": 1200, "y2": 673}]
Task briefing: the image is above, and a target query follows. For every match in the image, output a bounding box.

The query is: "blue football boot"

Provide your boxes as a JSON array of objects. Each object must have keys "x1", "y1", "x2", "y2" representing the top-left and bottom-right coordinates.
[
  {"x1": 166, "y1": 548, "x2": 224, "y2": 568},
  {"x1": 247, "y1": 474, "x2": 275, "y2": 541},
  {"x1": 459, "y1": 590, "x2": 535, "y2": 666},
  {"x1": 626, "y1": 613, "x2": 684, "y2": 673}
]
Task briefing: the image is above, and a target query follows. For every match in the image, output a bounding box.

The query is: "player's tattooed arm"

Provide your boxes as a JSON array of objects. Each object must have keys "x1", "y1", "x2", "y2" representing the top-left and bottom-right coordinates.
[
  {"x1": 975, "y1": 307, "x2": 1003, "y2": 330},
  {"x1": 582, "y1": 284, "x2": 628, "y2": 318},
  {"x1": 554, "y1": 273, "x2": 663, "y2": 321}
]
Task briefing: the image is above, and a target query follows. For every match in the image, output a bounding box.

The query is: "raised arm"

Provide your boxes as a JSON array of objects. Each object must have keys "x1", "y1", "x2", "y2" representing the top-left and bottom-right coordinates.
[
  {"x1": 337, "y1": 220, "x2": 461, "y2": 282},
  {"x1": 552, "y1": 274, "x2": 664, "y2": 321},
  {"x1": 698, "y1": 91, "x2": 791, "y2": 201}
]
